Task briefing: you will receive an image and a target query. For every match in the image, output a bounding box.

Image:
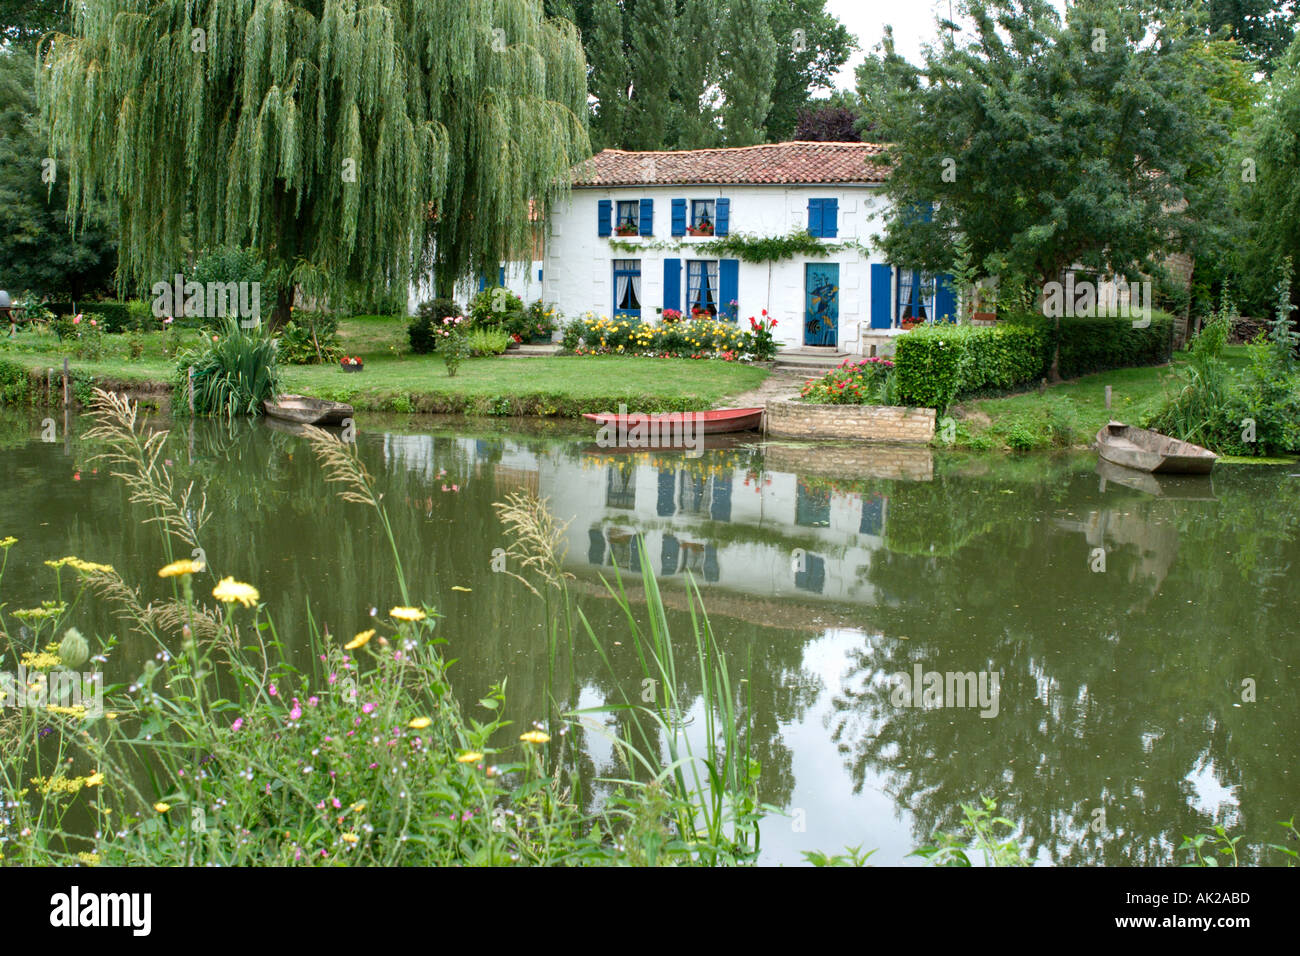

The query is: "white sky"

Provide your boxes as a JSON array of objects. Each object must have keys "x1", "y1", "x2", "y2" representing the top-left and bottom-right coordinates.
[{"x1": 825, "y1": 0, "x2": 1068, "y2": 91}]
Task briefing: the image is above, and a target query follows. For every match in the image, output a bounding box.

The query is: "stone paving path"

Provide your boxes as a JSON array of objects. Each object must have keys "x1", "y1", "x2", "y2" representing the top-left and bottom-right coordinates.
[{"x1": 718, "y1": 368, "x2": 810, "y2": 409}]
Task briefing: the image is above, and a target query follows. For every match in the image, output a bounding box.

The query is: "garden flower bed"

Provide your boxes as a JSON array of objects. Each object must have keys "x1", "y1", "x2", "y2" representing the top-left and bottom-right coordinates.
[{"x1": 561, "y1": 314, "x2": 771, "y2": 362}]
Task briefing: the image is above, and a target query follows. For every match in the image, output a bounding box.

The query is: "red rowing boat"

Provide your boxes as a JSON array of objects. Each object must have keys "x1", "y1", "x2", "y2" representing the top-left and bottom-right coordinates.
[{"x1": 582, "y1": 407, "x2": 764, "y2": 435}]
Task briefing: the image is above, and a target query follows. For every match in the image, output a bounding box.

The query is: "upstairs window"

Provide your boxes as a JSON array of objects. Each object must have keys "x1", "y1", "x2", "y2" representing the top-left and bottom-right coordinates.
[
  {"x1": 808, "y1": 198, "x2": 839, "y2": 238},
  {"x1": 689, "y1": 200, "x2": 715, "y2": 235},
  {"x1": 615, "y1": 200, "x2": 640, "y2": 235}
]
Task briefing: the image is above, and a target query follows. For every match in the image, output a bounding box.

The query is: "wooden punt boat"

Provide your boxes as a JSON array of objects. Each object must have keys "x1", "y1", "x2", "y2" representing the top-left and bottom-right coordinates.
[
  {"x1": 582, "y1": 407, "x2": 764, "y2": 435},
  {"x1": 1095, "y1": 421, "x2": 1216, "y2": 474},
  {"x1": 262, "y1": 394, "x2": 354, "y2": 426}
]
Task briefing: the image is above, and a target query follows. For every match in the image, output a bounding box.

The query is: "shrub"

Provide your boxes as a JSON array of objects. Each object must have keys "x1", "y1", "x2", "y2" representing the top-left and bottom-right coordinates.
[
  {"x1": 0, "y1": 361, "x2": 31, "y2": 405},
  {"x1": 800, "y1": 357, "x2": 895, "y2": 404},
  {"x1": 468, "y1": 287, "x2": 526, "y2": 334},
  {"x1": 519, "y1": 300, "x2": 560, "y2": 342},
  {"x1": 278, "y1": 311, "x2": 343, "y2": 364},
  {"x1": 176, "y1": 319, "x2": 281, "y2": 417},
  {"x1": 87, "y1": 300, "x2": 132, "y2": 333},
  {"x1": 467, "y1": 327, "x2": 510, "y2": 356},
  {"x1": 438, "y1": 317, "x2": 470, "y2": 377},
  {"x1": 892, "y1": 327, "x2": 972, "y2": 411},
  {"x1": 561, "y1": 318, "x2": 586, "y2": 351},
  {"x1": 1001, "y1": 310, "x2": 1174, "y2": 378},
  {"x1": 408, "y1": 298, "x2": 462, "y2": 354}
]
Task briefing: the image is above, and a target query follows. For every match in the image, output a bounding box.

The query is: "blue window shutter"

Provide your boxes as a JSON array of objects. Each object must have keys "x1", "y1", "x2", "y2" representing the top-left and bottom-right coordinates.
[
  {"x1": 870, "y1": 264, "x2": 892, "y2": 329},
  {"x1": 498, "y1": 266, "x2": 505, "y2": 285},
  {"x1": 807, "y1": 199, "x2": 822, "y2": 237},
  {"x1": 671, "y1": 198, "x2": 686, "y2": 236},
  {"x1": 719, "y1": 259, "x2": 739, "y2": 320},
  {"x1": 478, "y1": 275, "x2": 486, "y2": 292},
  {"x1": 597, "y1": 199, "x2": 612, "y2": 237},
  {"x1": 715, "y1": 198, "x2": 731, "y2": 236},
  {"x1": 538, "y1": 268, "x2": 543, "y2": 281},
  {"x1": 935, "y1": 273, "x2": 957, "y2": 323},
  {"x1": 639, "y1": 198, "x2": 653, "y2": 236},
  {"x1": 663, "y1": 258, "x2": 681, "y2": 313},
  {"x1": 822, "y1": 199, "x2": 838, "y2": 238}
]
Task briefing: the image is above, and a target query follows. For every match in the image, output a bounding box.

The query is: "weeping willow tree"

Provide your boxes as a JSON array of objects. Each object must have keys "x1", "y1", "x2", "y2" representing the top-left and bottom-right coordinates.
[{"x1": 37, "y1": 0, "x2": 590, "y2": 318}]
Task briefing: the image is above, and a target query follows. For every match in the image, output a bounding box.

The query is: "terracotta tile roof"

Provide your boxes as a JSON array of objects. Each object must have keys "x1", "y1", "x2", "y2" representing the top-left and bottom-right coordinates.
[{"x1": 571, "y1": 142, "x2": 890, "y2": 187}]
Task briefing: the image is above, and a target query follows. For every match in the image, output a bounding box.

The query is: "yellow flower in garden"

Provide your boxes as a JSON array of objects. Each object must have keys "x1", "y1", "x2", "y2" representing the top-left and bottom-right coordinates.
[
  {"x1": 154, "y1": 802, "x2": 171, "y2": 813},
  {"x1": 85, "y1": 771, "x2": 104, "y2": 787},
  {"x1": 77, "y1": 852, "x2": 100, "y2": 866},
  {"x1": 212, "y1": 577, "x2": 259, "y2": 607},
  {"x1": 408, "y1": 716, "x2": 432, "y2": 730},
  {"x1": 105, "y1": 712, "x2": 117, "y2": 720},
  {"x1": 20, "y1": 651, "x2": 61, "y2": 671},
  {"x1": 47, "y1": 704, "x2": 87, "y2": 719},
  {"x1": 390, "y1": 607, "x2": 426, "y2": 622},
  {"x1": 341, "y1": 832, "x2": 360, "y2": 845},
  {"x1": 457, "y1": 751, "x2": 484, "y2": 763},
  {"x1": 0, "y1": 536, "x2": 17, "y2": 549},
  {"x1": 158, "y1": 558, "x2": 204, "y2": 577},
  {"x1": 519, "y1": 730, "x2": 551, "y2": 744},
  {"x1": 345, "y1": 629, "x2": 374, "y2": 650}
]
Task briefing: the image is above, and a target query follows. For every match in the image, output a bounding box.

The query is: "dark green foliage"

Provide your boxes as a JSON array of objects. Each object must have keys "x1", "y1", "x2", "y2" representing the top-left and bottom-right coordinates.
[
  {"x1": 0, "y1": 51, "x2": 116, "y2": 300},
  {"x1": 408, "y1": 298, "x2": 463, "y2": 354},
  {"x1": 176, "y1": 320, "x2": 281, "y2": 418},
  {"x1": 1001, "y1": 312, "x2": 1175, "y2": 379},
  {"x1": 88, "y1": 301, "x2": 132, "y2": 333},
  {"x1": 696, "y1": 230, "x2": 849, "y2": 263}
]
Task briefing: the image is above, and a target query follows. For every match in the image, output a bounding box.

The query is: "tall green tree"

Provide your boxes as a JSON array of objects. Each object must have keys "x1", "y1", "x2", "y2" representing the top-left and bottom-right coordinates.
[
  {"x1": 38, "y1": 0, "x2": 590, "y2": 313},
  {"x1": 0, "y1": 0, "x2": 69, "y2": 47},
  {"x1": 764, "y1": 0, "x2": 857, "y2": 140},
  {"x1": 585, "y1": 0, "x2": 627, "y2": 151},
  {"x1": 0, "y1": 50, "x2": 116, "y2": 300},
  {"x1": 672, "y1": 0, "x2": 721, "y2": 148},
  {"x1": 863, "y1": 0, "x2": 1237, "y2": 299},
  {"x1": 1240, "y1": 30, "x2": 1300, "y2": 308},
  {"x1": 624, "y1": 0, "x2": 676, "y2": 149},
  {"x1": 718, "y1": 0, "x2": 777, "y2": 145}
]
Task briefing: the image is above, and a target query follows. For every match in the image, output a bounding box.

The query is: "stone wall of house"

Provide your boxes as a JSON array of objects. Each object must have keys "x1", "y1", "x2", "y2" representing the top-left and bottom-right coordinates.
[{"x1": 765, "y1": 399, "x2": 935, "y2": 444}]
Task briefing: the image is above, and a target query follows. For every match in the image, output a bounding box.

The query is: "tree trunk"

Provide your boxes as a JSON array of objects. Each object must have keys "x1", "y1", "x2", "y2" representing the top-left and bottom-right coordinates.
[{"x1": 271, "y1": 284, "x2": 293, "y2": 332}]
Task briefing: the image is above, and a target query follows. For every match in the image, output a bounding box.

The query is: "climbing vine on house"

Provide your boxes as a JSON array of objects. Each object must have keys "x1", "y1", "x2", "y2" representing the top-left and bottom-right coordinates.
[{"x1": 607, "y1": 230, "x2": 865, "y2": 262}]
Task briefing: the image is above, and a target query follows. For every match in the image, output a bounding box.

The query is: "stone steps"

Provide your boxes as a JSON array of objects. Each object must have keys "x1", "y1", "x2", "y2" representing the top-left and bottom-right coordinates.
[
  {"x1": 773, "y1": 348, "x2": 853, "y2": 371},
  {"x1": 501, "y1": 343, "x2": 562, "y2": 357}
]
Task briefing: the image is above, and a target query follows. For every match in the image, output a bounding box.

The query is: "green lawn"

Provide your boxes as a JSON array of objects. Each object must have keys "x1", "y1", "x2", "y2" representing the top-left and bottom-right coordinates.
[
  {"x1": 0, "y1": 316, "x2": 769, "y2": 416},
  {"x1": 951, "y1": 345, "x2": 1257, "y2": 450}
]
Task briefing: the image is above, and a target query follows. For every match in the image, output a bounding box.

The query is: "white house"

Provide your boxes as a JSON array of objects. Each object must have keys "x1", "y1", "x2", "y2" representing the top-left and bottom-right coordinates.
[{"x1": 542, "y1": 142, "x2": 958, "y2": 355}]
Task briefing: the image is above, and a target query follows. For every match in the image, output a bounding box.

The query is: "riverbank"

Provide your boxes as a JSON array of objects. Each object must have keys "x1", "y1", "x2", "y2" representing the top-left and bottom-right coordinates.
[
  {"x1": 0, "y1": 315, "x2": 768, "y2": 416},
  {"x1": 944, "y1": 345, "x2": 1275, "y2": 452}
]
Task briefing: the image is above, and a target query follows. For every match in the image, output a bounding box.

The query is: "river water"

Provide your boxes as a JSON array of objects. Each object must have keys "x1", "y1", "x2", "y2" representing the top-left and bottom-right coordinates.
[{"x1": 1, "y1": 407, "x2": 1295, "y2": 864}]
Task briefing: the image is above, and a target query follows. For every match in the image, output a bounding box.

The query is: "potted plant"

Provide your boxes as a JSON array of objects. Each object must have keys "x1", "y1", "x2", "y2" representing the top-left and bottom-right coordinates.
[
  {"x1": 686, "y1": 220, "x2": 714, "y2": 236},
  {"x1": 340, "y1": 355, "x2": 364, "y2": 372},
  {"x1": 615, "y1": 222, "x2": 639, "y2": 236}
]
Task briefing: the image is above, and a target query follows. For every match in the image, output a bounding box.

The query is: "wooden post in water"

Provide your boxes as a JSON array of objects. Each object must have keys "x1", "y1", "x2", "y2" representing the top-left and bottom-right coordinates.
[
  {"x1": 62, "y1": 357, "x2": 69, "y2": 408},
  {"x1": 1104, "y1": 385, "x2": 1112, "y2": 413}
]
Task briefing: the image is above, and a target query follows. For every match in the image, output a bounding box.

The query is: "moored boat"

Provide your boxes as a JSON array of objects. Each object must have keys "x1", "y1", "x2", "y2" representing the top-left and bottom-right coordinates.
[
  {"x1": 1095, "y1": 421, "x2": 1217, "y2": 474},
  {"x1": 582, "y1": 406, "x2": 764, "y2": 435},
  {"x1": 263, "y1": 394, "x2": 354, "y2": 426}
]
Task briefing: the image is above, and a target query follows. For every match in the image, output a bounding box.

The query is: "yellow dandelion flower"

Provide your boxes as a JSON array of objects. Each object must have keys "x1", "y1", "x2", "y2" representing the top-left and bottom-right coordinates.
[
  {"x1": 341, "y1": 832, "x2": 360, "y2": 845},
  {"x1": 389, "y1": 606, "x2": 426, "y2": 622},
  {"x1": 457, "y1": 751, "x2": 484, "y2": 763},
  {"x1": 85, "y1": 771, "x2": 104, "y2": 787},
  {"x1": 158, "y1": 558, "x2": 204, "y2": 578},
  {"x1": 345, "y1": 629, "x2": 374, "y2": 650},
  {"x1": 408, "y1": 716, "x2": 432, "y2": 730},
  {"x1": 77, "y1": 852, "x2": 100, "y2": 866},
  {"x1": 154, "y1": 802, "x2": 171, "y2": 813},
  {"x1": 519, "y1": 730, "x2": 551, "y2": 744},
  {"x1": 350, "y1": 801, "x2": 367, "y2": 813},
  {"x1": 0, "y1": 536, "x2": 18, "y2": 549},
  {"x1": 212, "y1": 577, "x2": 259, "y2": 607}
]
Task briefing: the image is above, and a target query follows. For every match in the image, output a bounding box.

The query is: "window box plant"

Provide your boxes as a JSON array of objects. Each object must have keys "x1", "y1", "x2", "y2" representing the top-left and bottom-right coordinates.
[
  {"x1": 615, "y1": 223, "x2": 639, "y2": 236},
  {"x1": 686, "y1": 222, "x2": 714, "y2": 237}
]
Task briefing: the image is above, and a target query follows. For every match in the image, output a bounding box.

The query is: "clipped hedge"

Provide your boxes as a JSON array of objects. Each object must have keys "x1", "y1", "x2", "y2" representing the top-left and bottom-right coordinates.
[
  {"x1": 895, "y1": 311, "x2": 1175, "y2": 410},
  {"x1": 894, "y1": 323, "x2": 1048, "y2": 411}
]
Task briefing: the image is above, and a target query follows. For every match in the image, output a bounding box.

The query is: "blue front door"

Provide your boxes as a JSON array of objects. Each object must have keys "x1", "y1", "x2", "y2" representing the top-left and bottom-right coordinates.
[{"x1": 805, "y1": 263, "x2": 839, "y2": 346}]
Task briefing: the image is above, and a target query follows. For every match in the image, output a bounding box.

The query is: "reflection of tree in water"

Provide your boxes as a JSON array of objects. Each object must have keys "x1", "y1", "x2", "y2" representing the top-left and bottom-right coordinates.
[{"x1": 828, "y1": 469, "x2": 1300, "y2": 864}]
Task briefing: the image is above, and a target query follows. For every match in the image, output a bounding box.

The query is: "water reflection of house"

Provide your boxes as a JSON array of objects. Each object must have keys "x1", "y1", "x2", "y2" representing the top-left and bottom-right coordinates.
[{"x1": 381, "y1": 435, "x2": 892, "y2": 606}]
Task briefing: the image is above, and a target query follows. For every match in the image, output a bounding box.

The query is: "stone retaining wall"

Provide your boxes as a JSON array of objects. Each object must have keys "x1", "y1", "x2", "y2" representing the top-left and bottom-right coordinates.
[
  {"x1": 765, "y1": 399, "x2": 936, "y2": 444},
  {"x1": 764, "y1": 441, "x2": 934, "y2": 482}
]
